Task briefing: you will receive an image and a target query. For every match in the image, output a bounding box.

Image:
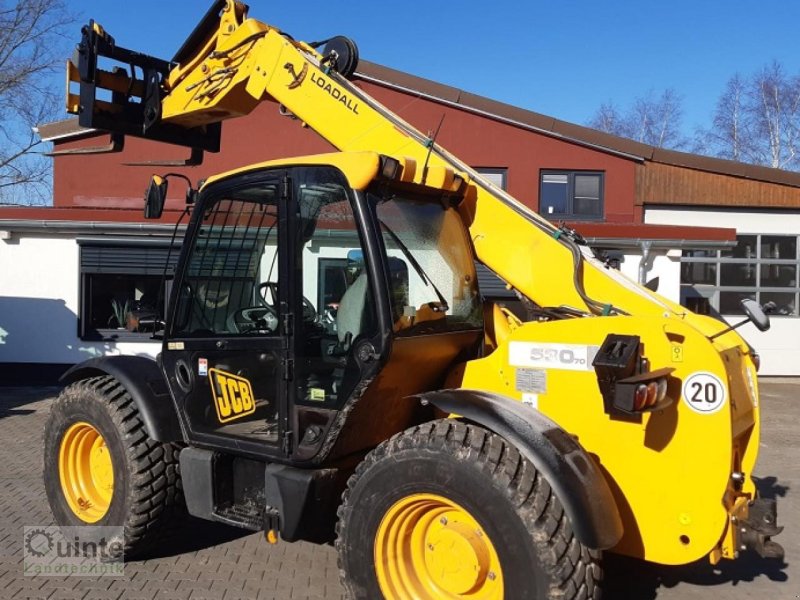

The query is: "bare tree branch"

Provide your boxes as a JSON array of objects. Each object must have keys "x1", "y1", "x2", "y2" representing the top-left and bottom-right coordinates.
[
  {"x1": 699, "y1": 61, "x2": 800, "y2": 171},
  {"x1": 0, "y1": 0, "x2": 74, "y2": 205},
  {"x1": 587, "y1": 88, "x2": 688, "y2": 149}
]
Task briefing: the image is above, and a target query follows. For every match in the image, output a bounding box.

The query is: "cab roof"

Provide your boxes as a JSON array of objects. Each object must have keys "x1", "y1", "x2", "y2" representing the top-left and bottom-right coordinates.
[
  {"x1": 201, "y1": 150, "x2": 467, "y2": 197},
  {"x1": 202, "y1": 151, "x2": 386, "y2": 191}
]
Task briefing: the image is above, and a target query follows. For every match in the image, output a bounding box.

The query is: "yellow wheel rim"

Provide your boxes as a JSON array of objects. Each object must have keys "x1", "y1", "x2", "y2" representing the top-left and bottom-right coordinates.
[
  {"x1": 58, "y1": 422, "x2": 114, "y2": 523},
  {"x1": 374, "y1": 493, "x2": 504, "y2": 599}
]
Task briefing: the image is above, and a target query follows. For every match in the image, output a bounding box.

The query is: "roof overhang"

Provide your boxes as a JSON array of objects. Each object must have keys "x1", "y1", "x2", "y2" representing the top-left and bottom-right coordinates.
[
  {"x1": 567, "y1": 221, "x2": 737, "y2": 251},
  {"x1": 0, "y1": 206, "x2": 186, "y2": 234},
  {"x1": 35, "y1": 120, "x2": 96, "y2": 143},
  {"x1": 0, "y1": 219, "x2": 184, "y2": 236},
  {"x1": 584, "y1": 237, "x2": 736, "y2": 250}
]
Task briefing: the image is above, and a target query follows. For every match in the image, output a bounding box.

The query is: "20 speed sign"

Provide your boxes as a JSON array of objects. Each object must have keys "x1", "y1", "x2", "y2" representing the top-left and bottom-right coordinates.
[{"x1": 682, "y1": 372, "x2": 726, "y2": 414}]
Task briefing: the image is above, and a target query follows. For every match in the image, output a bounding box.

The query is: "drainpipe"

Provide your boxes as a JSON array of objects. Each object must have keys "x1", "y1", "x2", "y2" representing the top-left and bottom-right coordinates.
[{"x1": 638, "y1": 240, "x2": 652, "y2": 284}]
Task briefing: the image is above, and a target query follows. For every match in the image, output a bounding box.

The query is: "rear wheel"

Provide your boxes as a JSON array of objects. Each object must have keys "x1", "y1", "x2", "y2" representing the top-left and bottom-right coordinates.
[
  {"x1": 43, "y1": 375, "x2": 183, "y2": 558},
  {"x1": 336, "y1": 419, "x2": 602, "y2": 600}
]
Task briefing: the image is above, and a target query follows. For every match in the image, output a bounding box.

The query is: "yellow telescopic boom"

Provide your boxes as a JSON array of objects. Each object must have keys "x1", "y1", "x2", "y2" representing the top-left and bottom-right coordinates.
[{"x1": 66, "y1": 0, "x2": 686, "y2": 320}]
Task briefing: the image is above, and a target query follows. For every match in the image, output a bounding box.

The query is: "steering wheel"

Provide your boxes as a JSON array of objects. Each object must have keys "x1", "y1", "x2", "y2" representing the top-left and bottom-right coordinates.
[
  {"x1": 257, "y1": 281, "x2": 317, "y2": 322},
  {"x1": 232, "y1": 304, "x2": 279, "y2": 334}
]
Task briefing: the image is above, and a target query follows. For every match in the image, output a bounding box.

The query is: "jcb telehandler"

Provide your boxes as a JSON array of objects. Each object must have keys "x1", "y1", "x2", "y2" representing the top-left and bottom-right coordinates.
[{"x1": 43, "y1": 2, "x2": 783, "y2": 598}]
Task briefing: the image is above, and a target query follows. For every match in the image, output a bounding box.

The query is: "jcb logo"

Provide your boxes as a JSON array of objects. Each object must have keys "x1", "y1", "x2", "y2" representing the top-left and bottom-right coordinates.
[
  {"x1": 209, "y1": 369, "x2": 256, "y2": 423},
  {"x1": 283, "y1": 62, "x2": 308, "y2": 89}
]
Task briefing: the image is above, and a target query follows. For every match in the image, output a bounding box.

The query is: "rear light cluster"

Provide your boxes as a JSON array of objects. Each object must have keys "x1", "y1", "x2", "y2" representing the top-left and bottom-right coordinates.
[
  {"x1": 593, "y1": 334, "x2": 675, "y2": 417},
  {"x1": 632, "y1": 378, "x2": 669, "y2": 411}
]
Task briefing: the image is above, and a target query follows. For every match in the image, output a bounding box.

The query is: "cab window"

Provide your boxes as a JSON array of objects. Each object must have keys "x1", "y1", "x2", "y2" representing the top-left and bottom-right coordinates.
[{"x1": 371, "y1": 192, "x2": 482, "y2": 336}]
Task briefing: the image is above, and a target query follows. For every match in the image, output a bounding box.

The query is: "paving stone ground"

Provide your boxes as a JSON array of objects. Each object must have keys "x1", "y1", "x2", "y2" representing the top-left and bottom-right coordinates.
[
  {"x1": 0, "y1": 383, "x2": 795, "y2": 599},
  {"x1": 0, "y1": 387, "x2": 345, "y2": 600}
]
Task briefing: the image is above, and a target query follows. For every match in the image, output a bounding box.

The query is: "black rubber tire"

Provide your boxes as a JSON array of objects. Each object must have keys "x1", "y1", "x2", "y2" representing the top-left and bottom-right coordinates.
[
  {"x1": 43, "y1": 375, "x2": 183, "y2": 559},
  {"x1": 335, "y1": 419, "x2": 602, "y2": 600}
]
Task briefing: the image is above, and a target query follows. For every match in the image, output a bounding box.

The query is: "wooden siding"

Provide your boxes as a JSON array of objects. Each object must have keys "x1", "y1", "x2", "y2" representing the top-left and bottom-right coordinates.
[{"x1": 637, "y1": 162, "x2": 800, "y2": 208}]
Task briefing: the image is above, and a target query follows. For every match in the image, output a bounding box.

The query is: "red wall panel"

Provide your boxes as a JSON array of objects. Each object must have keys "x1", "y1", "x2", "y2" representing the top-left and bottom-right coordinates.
[{"x1": 53, "y1": 81, "x2": 638, "y2": 222}]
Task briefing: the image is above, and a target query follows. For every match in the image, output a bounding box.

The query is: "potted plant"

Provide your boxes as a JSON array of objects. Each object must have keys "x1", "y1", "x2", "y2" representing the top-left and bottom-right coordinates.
[{"x1": 108, "y1": 299, "x2": 131, "y2": 329}]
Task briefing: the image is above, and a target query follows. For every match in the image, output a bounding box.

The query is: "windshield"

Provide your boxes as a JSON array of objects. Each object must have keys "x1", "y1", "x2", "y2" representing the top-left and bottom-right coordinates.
[{"x1": 371, "y1": 192, "x2": 481, "y2": 335}]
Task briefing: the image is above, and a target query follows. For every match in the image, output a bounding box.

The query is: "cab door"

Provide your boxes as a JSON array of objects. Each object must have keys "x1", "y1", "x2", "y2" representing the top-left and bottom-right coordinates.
[{"x1": 160, "y1": 170, "x2": 293, "y2": 458}]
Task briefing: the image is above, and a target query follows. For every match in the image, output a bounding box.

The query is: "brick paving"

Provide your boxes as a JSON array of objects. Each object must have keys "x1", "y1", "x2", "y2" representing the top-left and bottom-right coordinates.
[
  {"x1": 0, "y1": 384, "x2": 795, "y2": 599},
  {"x1": 0, "y1": 387, "x2": 345, "y2": 600}
]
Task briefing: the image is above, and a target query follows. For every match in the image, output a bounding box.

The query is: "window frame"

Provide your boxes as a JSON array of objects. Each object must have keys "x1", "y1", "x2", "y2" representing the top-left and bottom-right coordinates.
[
  {"x1": 680, "y1": 233, "x2": 800, "y2": 317},
  {"x1": 539, "y1": 170, "x2": 604, "y2": 221},
  {"x1": 474, "y1": 167, "x2": 508, "y2": 190},
  {"x1": 370, "y1": 190, "x2": 483, "y2": 336},
  {"x1": 168, "y1": 176, "x2": 284, "y2": 339},
  {"x1": 78, "y1": 239, "x2": 179, "y2": 341},
  {"x1": 316, "y1": 257, "x2": 349, "y2": 314},
  {"x1": 472, "y1": 168, "x2": 511, "y2": 297}
]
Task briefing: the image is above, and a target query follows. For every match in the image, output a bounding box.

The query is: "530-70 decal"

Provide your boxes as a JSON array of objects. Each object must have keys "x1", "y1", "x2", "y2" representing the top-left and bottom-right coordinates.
[
  {"x1": 508, "y1": 342, "x2": 598, "y2": 372},
  {"x1": 209, "y1": 368, "x2": 256, "y2": 423}
]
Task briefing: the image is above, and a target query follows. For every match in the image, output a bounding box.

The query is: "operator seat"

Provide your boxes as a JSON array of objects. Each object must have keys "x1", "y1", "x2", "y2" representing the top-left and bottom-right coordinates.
[{"x1": 336, "y1": 273, "x2": 369, "y2": 350}]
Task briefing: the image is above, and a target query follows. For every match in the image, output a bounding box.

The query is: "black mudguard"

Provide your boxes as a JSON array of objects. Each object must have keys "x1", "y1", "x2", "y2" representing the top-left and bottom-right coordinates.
[
  {"x1": 419, "y1": 389, "x2": 623, "y2": 550},
  {"x1": 60, "y1": 356, "x2": 183, "y2": 443}
]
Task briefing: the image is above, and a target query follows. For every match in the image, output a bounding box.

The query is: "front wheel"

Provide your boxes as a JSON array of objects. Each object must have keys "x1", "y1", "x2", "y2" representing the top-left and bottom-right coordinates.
[
  {"x1": 43, "y1": 375, "x2": 183, "y2": 558},
  {"x1": 335, "y1": 419, "x2": 602, "y2": 600}
]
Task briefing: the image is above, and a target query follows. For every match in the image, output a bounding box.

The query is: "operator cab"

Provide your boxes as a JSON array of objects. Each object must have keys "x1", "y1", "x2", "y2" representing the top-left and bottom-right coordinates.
[{"x1": 158, "y1": 152, "x2": 483, "y2": 462}]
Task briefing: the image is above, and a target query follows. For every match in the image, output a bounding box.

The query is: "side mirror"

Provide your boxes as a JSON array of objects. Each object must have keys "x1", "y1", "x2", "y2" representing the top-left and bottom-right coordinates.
[
  {"x1": 144, "y1": 175, "x2": 168, "y2": 219},
  {"x1": 741, "y1": 298, "x2": 771, "y2": 332},
  {"x1": 709, "y1": 298, "x2": 773, "y2": 340}
]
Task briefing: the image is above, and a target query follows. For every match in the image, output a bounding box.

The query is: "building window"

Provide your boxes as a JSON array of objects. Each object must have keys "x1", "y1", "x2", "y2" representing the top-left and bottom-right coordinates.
[
  {"x1": 474, "y1": 167, "x2": 508, "y2": 190},
  {"x1": 680, "y1": 234, "x2": 799, "y2": 317},
  {"x1": 79, "y1": 240, "x2": 179, "y2": 340},
  {"x1": 317, "y1": 258, "x2": 349, "y2": 312},
  {"x1": 473, "y1": 167, "x2": 515, "y2": 297},
  {"x1": 540, "y1": 171, "x2": 603, "y2": 220}
]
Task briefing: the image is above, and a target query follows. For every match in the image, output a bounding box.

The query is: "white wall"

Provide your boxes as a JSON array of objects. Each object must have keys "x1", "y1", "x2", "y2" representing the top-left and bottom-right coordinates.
[
  {"x1": 645, "y1": 207, "x2": 800, "y2": 376},
  {"x1": 0, "y1": 233, "x2": 160, "y2": 365},
  {"x1": 645, "y1": 207, "x2": 800, "y2": 235},
  {"x1": 617, "y1": 249, "x2": 682, "y2": 303},
  {"x1": 302, "y1": 240, "x2": 353, "y2": 307},
  {"x1": 0, "y1": 231, "x2": 390, "y2": 368},
  {"x1": 8, "y1": 218, "x2": 791, "y2": 375}
]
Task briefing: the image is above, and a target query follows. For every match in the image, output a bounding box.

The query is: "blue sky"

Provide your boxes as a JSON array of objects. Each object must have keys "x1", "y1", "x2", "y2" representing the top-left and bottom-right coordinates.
[{"x1": 58, "y1": 1, "x2": 800, "y2": 133}]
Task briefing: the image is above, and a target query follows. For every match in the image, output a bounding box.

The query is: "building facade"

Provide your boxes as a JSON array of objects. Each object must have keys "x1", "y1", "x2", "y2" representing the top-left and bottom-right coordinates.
[{"x1": 3, "y1": 60, "x2": 799, "y2": 378}]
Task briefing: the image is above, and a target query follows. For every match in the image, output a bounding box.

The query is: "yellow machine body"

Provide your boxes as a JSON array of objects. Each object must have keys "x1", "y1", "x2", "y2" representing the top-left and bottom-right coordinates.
[
  {"x1": 463, "y1": 310, "x2": 760, "y2": 565},
  {"x1": 66, "y1": 0, "x2": 766, "y2": 566}
]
